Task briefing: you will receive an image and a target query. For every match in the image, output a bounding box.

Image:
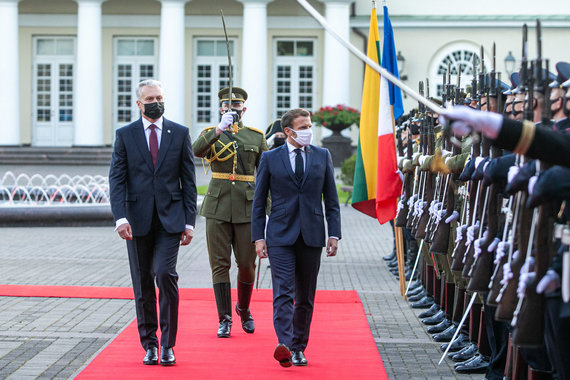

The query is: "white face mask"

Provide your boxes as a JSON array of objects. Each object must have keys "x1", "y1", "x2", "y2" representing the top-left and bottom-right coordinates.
[{"x1": 291, "y1": 128, "x2": 313, "y2": 147}]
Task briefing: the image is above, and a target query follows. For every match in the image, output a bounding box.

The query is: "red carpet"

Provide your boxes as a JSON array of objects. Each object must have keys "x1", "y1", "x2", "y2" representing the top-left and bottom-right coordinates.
[{"x1": 0, "y1": 285, "x2": 387, "y2": 379}]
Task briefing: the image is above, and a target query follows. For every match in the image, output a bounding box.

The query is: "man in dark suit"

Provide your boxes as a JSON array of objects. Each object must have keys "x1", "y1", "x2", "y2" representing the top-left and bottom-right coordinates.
[
  {"x1": 251, "y1": 108, "x2": 341, "y2": 367},
  {"x1": 109, "y1": 79, "x2": 197, "y2": 366}
]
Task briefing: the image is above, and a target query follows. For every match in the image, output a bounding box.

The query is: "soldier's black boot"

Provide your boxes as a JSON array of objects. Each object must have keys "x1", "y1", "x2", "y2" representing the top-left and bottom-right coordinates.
[
  {"x1": 213, "y1": 282, "x2": 232, "y2": 338},
  {"x1": 236, "y1": 280, "x2": 255, "y2": 334}
]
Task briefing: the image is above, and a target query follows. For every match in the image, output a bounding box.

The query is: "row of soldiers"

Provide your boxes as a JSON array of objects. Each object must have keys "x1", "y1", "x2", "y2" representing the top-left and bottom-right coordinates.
[{"x1": 391, "y1": 21, "x2": 570, "y2": 380}]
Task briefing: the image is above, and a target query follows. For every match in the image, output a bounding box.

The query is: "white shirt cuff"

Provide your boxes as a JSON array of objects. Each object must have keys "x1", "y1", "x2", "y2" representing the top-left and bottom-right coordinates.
[
  {"x1": 114, "y1": 218, "x2": 129, "y2": 231},
  {"x1": 255, "y1": 239, "x2": 265, "y2": 243},
  {"x1": 329, "y1": 236, "x2": 340, "y2": 240},
  {"x1": 185, "y1": 225, "x2": 194, "y2": 231}
]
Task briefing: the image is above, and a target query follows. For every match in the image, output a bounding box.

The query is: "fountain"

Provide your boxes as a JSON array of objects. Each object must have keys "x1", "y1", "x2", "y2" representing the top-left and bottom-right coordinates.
[{"x1": 0, "y1": 171, "x2": 113, "y2": 226}]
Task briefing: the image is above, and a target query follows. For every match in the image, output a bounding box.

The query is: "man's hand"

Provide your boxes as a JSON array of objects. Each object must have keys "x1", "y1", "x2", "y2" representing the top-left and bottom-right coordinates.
[
  {"x1": 326, "y1": 238, "x2": 338, "y2": 257},
  {"x1": 216, "y1": 112, "x2": 236, "y2": 135},
  {"x1": 117, "y1": 223, "x2": 133, "y2": 240},
  {"x1": 255, "y1": 240, "x2": 268, "y2": 258},
  {"x1": 180, "y1": 228, "x2": 194, "y2": 246},
  {"x1": 439, "y1": 105, "x2": 503, "y2": 139}
]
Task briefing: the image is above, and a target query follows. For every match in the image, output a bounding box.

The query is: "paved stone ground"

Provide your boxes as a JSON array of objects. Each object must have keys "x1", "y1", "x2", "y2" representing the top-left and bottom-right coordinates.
[{"x1": 0, "y1": 166, "x2": 482, "y2": 379}]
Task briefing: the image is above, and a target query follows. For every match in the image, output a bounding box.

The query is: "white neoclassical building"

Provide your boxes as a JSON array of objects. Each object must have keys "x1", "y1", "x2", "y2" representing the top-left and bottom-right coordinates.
[{"x1": 1, "y1": 0, "x2": 569, "y2": 148}]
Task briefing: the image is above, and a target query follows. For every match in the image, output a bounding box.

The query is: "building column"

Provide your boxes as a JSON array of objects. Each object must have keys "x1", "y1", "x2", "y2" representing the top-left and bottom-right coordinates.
[
  {"x1": 0, "y1": 0, "x2": 21, "y2": 145},
  {"x1": 74, "y1": 0, "x2": 106, "y2": 146},
  {"x1": 321, "y1": 0, "x2": 351, "y2": 107},
  {"x1": 158, "y1": 0, "x2": 189, "y2": 125},
  {"x1": 238, "y1": 0, "x2": 273, "y2": 130}
]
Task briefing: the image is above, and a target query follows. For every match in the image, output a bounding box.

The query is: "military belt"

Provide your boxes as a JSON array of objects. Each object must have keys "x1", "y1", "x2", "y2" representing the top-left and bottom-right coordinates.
[{"x1": 212, "y1": 172, "x2": 255, "y2": 182}]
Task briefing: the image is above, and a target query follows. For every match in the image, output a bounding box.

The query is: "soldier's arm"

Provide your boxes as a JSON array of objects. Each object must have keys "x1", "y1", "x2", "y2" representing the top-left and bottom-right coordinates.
[
  {"x1": 493, "y1": 119, "x2": 570, "y2": 167},
  {"x1": 192, "y1": 127, "x2": 219, "y2": 158}
]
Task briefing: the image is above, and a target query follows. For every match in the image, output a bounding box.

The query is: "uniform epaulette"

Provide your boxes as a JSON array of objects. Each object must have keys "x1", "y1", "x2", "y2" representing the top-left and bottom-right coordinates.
[
  {"x1": 200, "y1": 126, "x2": 216, "y2": 135},
  {"x1": 247, "y1": 126, "x2": 265, "y2": 135}
]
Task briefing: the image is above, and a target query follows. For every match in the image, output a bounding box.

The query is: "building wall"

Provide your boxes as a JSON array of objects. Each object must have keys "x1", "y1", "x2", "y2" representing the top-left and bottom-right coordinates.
[{"x1": 11, "y1": 0, "x2": 570, "y2": 147}]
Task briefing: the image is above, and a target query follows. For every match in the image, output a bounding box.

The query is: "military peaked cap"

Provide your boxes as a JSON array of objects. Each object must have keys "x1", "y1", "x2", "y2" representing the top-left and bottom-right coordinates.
[
  {"x1": 549, "y1": 62, "x2": 570, "y2": 88},
  {"x1": 218, "y1": 87, "x2": 248, "y2": 103}
]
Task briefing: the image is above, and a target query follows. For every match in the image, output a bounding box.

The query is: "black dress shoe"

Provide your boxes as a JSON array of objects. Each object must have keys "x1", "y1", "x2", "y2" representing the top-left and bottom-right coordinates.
[
  {"x1": 383, "y1": 250, "x2": 396, "y2": 261},
  {"x1": 411, "y1": 296, "x2": 434, "y2": 309},
  {"x1": 217, "y1": 314, "x2": 232, "y2": 338},
  {"x1": 432, "y1": 324, "x2": 457, "y2": 342},
  {"x1": 450, "y1": 343, "x2": 478, "y2": 362},
  {"x1": 455, "y1": 354, "x2": 489, "y2": 373},
  {"x1": 422, "y1": 310, "x2": 445, "y2": 325},
  {"x1": 235, "y1": 304, "x2": 255, "y2": 334},
  {"x1": 418, "y1": 304, "x2": 440, "y2": 318},
  {"x1": 440, "y1": 334, "x2": 469, "y2": 352},
  {"x1": 274, "y1": 344, "x2": 292, "y2": 367},
  {"x1": 143, "y1": 347, "x2": 158, "y2": 365},
  {"x1": 408, "y1": 290, "x2": 427, "y2": 302},
  {"x1": 387, "y1": 258, "x2": 398, "y2": 268},
  {"x1": 427, "y1": 318, "x2": 451, "y2": 333},
  {"x1": 291, "y1": 350, "x2": 308, "y2": 366},
  {"x1": 160, "y1": 346, "x2": 175, "y2": 366},
  {"x1": 407, "y1": 286, "x2": 425, "y2": 297}
]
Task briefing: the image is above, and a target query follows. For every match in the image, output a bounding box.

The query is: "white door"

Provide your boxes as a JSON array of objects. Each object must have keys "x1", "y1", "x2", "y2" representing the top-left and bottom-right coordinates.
[
  {"x1": 113, "y1": 37, "x2": 158, "y2": 131},
  {"x1": 192, "y1": 38, "x2": 237, "y2": 139},
  {"x1": 32, "y1": 37, "x2": 75, "y2": 147}
]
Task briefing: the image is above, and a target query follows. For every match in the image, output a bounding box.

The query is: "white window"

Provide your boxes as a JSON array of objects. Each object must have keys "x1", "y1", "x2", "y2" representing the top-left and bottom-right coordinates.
[
  {"x1": 32, "y1": 37, "x2": 76, "y2": 147},
  {"x1": 429, "y1": 42, "x2": 489, "y2": 98},
  {"x1": 113, "y1": 37, "x2": 158, "y2": 130},
  {"x1": 273, "y1": 39, "x2": 317, "y2": 118},
  {"x1": 192, "y1": 38, "x2": 237, "y2": 138}
]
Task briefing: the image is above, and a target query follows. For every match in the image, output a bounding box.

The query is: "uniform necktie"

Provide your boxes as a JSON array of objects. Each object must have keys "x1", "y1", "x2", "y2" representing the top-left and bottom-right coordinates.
[
  {"x1": 149, "y1": 124, "x2": 159, "y2": 167},
  {"x1": 294, "y1": 148, "x2": 304, "y2": 182}
]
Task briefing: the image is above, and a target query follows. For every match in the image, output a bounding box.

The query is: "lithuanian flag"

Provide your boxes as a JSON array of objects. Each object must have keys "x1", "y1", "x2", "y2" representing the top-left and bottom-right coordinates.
[
  {"x1": 352, "y1": 5, "x2": 404, "y2": 224},
  {"x1": 351, "y1": 7, "x2": 381, "y2": 218}
]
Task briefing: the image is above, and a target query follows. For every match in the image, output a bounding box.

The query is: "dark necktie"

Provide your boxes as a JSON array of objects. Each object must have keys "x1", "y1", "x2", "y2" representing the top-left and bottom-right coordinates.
[
  {"x1": 294, "y1": 148, "x2": 304, "y2": 182},
  {"x1": 149, "y1": 124, "x2": 159, "y2": 167}
]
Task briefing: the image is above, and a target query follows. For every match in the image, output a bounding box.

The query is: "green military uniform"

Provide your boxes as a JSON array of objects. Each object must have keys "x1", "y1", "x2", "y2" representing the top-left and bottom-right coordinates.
[{"x1": 192, "y1": 87, "x2": 268, "y2": 337}]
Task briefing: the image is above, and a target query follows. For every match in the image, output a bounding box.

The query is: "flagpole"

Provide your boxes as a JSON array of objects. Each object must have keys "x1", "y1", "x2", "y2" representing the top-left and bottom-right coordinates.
[{"x1": 296, "y1": 0, "x2": 445, "y2": 115}]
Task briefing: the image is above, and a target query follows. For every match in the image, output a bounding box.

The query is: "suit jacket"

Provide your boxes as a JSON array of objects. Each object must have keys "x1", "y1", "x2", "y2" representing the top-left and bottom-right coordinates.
[
  {"x1": 251, "y1": 143, "x2": 341, "y2": 248},
  {"x1": 109, "y1": 117, "x2": 197, "y2": 236}
]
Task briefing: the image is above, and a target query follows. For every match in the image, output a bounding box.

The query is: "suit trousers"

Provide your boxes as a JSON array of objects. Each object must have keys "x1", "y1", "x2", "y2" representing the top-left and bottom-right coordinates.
[
  {"x1": 544, "y1": 293, "x2": 570, "y2": 380},
  {"x1": 268, "y1": 234, "x2": 322, "y2": 351},
  {"x1": 205, "y1": 218, "x2": 257, "y2": 284},
  {"x1": 127, "y1": 208, "x2": 181, "y2": 350}
]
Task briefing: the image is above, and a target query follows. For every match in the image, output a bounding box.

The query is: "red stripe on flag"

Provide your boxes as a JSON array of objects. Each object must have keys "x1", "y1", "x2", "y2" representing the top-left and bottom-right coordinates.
[{"x1": 375, "y1": 133, "x2": 402, "y2": 224}]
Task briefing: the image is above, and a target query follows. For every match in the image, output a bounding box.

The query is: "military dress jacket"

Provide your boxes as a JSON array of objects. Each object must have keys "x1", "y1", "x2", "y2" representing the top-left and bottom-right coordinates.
[{"x1": 193, "y1": 122, "x2": 268, "y2": 223}]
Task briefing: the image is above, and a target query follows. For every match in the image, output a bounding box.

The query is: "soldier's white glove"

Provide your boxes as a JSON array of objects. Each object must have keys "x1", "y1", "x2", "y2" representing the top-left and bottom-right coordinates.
[
  {"x1": 495, "y1": 241, "x2": 510, "y2": 265},
  {"x1": 439, "y1": 105, "x2": 504, "y2": 139},
  {"x1": 408, "y1": 194, "x2": 418, "y2": 208},
  {"x1": 528, "y1": 175, "x2": 539, "y2": 195},
  {"x1": 397, "y1": 199, "x2": 405, "y2": 212},
  {"x1": 508, "y1": 166, "x2": 521, "y2": 183},
  {"x1": 474, "y1": 238, "x2": 482, "y2": 259},
  {"x1": 473, "y1": 230, "x2": 488, "y2": 259},
  {"x1": 536, "y1": 270, "x2": 561, "y2": 294},
  {"x1": 466, "y1": 221, "x2": 480, "y2": 245},
  {"x1": 445, "y1": 210, "x2": 459, "y2": 224},
  {"x1": 500, "y1": 261, "x2": 514, "y2": 286},
  {"x1": 518, "y1": 271, "x2": 536, "y2": 298},
  {"x1": 217, "y1": 112, "x2": 236, "y2": 132},
  {"x1": 488, "y1": 237, "x2": 500, "y2": 253},
  {"x1": 455, "y1": 225, "x2": 467, "y2": 243},
  {"x1": 419, "y1": 155, "x2": 428, "y2": 166}
]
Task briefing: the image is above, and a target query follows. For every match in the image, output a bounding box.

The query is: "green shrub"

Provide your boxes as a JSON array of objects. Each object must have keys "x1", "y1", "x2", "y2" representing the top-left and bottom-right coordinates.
[{"x1": 339, "y1": 154, "x2": 356, "y2": 186}]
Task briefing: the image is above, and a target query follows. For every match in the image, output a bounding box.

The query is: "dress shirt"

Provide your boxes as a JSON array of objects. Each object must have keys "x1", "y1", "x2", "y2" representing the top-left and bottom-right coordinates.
[
  {"x1": 115, "y1": 116, "x2": 193, "y2": 232},
  {"x1": 286, "y1": 140, "x2": 306, "y2": 173},
  {"x1": 142, "y1": 116, "x2": 163, "y2": 150}
]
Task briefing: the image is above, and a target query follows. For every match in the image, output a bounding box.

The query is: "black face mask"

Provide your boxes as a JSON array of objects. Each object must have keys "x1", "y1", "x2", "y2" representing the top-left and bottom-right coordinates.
[
  {"x1": 273, "y1": 137, "x2": 285, "y2": 148},
  {"x1": 143, "y1": 102, "x2": 165, "y2": 119},
  {"x1": 231, "y1": 108, "x2": 243, "y2": 122},
  {"x1": 564, "y1": 96, "x2": 570, "y2": 117}
]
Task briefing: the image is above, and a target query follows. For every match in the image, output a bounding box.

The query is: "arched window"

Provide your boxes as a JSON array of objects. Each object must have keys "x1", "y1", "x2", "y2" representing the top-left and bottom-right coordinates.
[{"x1": 428, "y1": 41, "x2": 490, "y2": 99}]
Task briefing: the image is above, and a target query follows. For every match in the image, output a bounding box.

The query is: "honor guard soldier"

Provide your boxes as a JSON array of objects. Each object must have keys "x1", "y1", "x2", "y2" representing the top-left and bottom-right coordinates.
[{"x1": 192, "y1": 87, "x2": 268, "y2": 338}]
